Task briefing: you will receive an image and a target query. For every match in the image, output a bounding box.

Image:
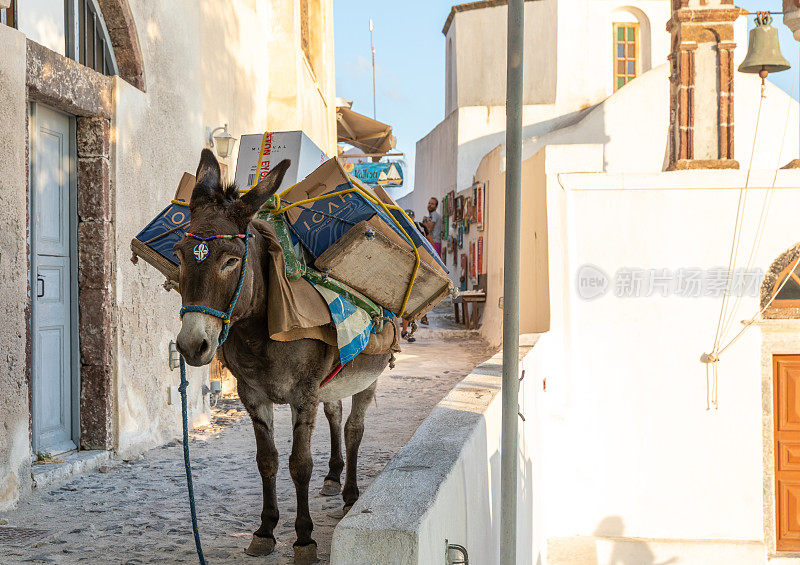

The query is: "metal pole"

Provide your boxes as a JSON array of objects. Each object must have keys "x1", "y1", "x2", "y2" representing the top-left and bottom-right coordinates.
[
  {"x1": 370, "y1": 19, "x2": 377, "y2": 119},
  {"x1": 501, "y1": 1, "x2": 523, "y2": 564}
]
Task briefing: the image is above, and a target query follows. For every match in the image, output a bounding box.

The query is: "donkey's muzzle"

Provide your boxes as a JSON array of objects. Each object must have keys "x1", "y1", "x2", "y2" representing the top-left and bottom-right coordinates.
[{"x1": 176, "y1": 311, "x2": 222, "y2": 366}]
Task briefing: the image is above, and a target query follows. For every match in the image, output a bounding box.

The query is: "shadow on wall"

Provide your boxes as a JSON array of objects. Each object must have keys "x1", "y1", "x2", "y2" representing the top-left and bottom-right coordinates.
[{"x1": 594, "y1": 516, "x2": 677, "y2": 565}]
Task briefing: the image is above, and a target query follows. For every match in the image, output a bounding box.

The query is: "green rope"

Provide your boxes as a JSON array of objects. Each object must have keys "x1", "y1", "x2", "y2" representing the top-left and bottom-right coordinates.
[{"x1": 179, "y1": 356, "x2": 207, "y2": 565}]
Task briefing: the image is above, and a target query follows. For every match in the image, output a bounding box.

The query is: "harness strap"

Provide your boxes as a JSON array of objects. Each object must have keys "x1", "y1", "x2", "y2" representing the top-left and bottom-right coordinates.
[
  {"x1": 320, "y1": 364, "x2": 343, "y2": 388},
  {"x1": 179, "y1": 227, "x2": 250, "y2": 345}
]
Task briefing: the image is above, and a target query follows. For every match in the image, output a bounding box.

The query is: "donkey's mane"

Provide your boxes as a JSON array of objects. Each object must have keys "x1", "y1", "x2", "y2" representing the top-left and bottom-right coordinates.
[
  {"x1": 196, "y1": 181, "x2": 240, "y2": 206},
  {"x1": 221, "y1": 182, "x2": 240, "y2": 203}
]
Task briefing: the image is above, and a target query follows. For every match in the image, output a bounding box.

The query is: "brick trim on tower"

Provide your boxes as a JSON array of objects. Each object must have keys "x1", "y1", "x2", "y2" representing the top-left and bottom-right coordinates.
[{"x1": 666, "y1": 5, "x2": 739, "y2": 170}]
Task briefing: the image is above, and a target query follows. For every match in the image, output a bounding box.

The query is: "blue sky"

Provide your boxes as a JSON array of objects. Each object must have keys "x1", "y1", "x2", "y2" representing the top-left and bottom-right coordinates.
[
  {"x1": 334, "y1": 0, "x2": 800, "y2": 196},
  {"x1": 334, "y1": 1, "x2": 455, "y2": 197}
]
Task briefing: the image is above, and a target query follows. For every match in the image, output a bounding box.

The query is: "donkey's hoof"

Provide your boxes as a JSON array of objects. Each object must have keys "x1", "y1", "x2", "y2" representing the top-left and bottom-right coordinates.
[
  {"x1": 244, "y1": 534, "x2": 276, "y2": 556},
  {"x1": 320, "y1": 479, "x2": 341, "y2": 496},
  {"x1": 343, "y1": 503, "x2": 354, "y2": 516},
  {"x1": 293, "y1": 542, "x2": 319, "y2": 564}
]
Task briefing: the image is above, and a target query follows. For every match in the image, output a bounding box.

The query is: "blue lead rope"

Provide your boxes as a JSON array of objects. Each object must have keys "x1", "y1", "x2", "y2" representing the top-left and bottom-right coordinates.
[
  {"x1": 179, "y1": 355, "x2": 207, "y2": 565},
  {"x1": 176, "y1": 228, "x2": 252, "y2": 564}
]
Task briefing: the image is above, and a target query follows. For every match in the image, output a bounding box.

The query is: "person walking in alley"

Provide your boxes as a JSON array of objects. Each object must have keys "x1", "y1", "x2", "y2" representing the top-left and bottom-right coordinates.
[{"x1": 422, "y1": 197, "x2": 443, "y2": 258}]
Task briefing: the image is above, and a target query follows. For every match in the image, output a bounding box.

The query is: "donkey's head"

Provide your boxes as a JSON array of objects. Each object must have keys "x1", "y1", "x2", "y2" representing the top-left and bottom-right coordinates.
[{"x1": 174, "y1": 149, "x2": 290, "y2": 366}]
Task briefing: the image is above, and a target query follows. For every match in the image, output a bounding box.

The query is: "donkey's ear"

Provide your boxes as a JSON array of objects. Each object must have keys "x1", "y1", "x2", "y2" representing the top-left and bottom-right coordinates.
[
  {"x1": 239, "y1": 159, "x2": 291, "y2": 214},
  {"x1": 191, "y1": 149, "x2": 222, "y2": 206}
]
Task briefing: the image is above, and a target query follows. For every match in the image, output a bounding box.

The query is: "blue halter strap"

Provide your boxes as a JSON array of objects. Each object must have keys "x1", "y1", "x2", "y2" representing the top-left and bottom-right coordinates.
[{"x1": 179, "y1": 227, "x2": 250, "y2": 345}]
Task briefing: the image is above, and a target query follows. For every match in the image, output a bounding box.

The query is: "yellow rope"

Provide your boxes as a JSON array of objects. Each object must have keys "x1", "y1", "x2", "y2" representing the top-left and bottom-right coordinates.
[
  {"x1": 271, "y1": 174, "x2": 422, "y2": 318},
  {"x1": 171, "y1": 199, "x2": 190, "y2": 206}
]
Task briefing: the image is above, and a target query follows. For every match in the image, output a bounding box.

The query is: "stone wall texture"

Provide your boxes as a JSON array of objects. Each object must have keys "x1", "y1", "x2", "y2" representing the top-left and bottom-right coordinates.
[{"x1": 0, "y1": 25, "x2": 32, "y2": 511}]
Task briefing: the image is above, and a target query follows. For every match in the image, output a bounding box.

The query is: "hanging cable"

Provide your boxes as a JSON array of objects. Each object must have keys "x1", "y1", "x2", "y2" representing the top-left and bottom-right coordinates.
[
  {"x1": 719, "y1": 62, "x2": 796, "y2": 342},
  {"x1": 704, "y1": 47, "x2": 800, "y2": 408},
  {"x1": 704, "y1": 91, "x2": 765, "y2": 409}
]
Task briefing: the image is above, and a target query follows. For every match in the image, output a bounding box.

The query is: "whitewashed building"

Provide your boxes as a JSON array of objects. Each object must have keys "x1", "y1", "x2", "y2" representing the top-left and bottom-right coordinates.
[
  {"x1": 0, "y1": 0, "x2": 336, "y2": 510},
  {"x1": 404, "y1": 0, "x2": 671, "y2": 216},
  {"x1": 337, "y1": 0, "x2": 800, "y2": 563}
]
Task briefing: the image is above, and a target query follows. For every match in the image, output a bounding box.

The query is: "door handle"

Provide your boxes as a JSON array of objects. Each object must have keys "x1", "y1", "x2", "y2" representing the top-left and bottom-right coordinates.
[{"x1": 36, "y1": 275, "x2": 44, "y2": 298}]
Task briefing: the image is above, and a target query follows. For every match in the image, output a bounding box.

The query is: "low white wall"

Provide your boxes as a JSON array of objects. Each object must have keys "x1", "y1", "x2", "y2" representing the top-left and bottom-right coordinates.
[{"x1": 331, "y1": 337, "x2": 538, "y2": 565}]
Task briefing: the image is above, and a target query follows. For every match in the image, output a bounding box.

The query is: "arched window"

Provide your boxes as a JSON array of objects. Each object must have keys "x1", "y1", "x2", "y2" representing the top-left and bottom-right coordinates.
[
  {"x1": 0, "y1": 1, "x2": 16, "y2": 28},
  {"x1": 611, "y1": 7, "x2": 652, "y2": 93},
  {"x1": 613, "y1": 21, "x2": 638, "y2": 90},
  {"x1": 76, "y1": 0, "x2": 118, "y2": 76},
  {"x1": 15, "y1": 0, "x2": 118, "y2": 77}
]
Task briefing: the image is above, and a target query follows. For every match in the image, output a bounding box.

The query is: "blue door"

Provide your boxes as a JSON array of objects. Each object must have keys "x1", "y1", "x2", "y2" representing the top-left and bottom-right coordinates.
[{"x1": 30, "y1": 103, "x2": 78, "y2": 455}]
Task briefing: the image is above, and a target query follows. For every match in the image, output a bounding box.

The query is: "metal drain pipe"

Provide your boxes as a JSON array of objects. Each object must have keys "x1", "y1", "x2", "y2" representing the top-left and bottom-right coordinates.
[{"x1": 501, "y1": 1, "x2": 524, "y2": 564}]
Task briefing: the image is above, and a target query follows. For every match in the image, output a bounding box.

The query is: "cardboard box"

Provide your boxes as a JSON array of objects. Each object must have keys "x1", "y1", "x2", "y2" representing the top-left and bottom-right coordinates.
[
  {"x1": 316, "y1": 221, "x2": 452, "y2": 320},
  {"x1": 131, "y1": 129, "x2": 327, "y2": 286},
  {"x1": 234, "y1": 131, "x2": 327, "y2": 190},
  {"x1": 281, "y1": 158, "x2": 446, "y2": 272},
  {"x1": 280, "y1": 158, "x2": 451, "y2": 317}
]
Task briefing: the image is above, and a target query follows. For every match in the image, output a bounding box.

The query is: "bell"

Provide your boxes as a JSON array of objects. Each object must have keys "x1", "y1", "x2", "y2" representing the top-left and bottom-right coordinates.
[{"x1": 739, "y1": 13, "x2": 791, "y2": 80}]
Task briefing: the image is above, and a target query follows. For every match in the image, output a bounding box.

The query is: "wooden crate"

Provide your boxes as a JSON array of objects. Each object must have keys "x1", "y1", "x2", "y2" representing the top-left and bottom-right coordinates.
[
  {"x1": 131, "y1": 238, "x2": 179, "y2": 288},
  {"x1": 315, "y1": 221, "x2": 452, "y2": 320}
]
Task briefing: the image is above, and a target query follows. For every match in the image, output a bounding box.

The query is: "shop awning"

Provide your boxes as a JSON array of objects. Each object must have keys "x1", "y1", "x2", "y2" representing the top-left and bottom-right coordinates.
[{"x1": 336, "y1": 106, "x2": 397, "y2": 156}]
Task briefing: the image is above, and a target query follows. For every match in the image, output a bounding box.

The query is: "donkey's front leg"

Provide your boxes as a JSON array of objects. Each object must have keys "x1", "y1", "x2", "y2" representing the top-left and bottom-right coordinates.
[
  {"x1": 290, "y1": 403, "x2": 319, "y2": 564},
  {"x1": 342, "y1": 380, "x2": 378, "y2": 513},
  {"x1": 243, "y1": 400, "x2": 280, "y2": 557},
  {"x1": 321, "y1": 400, "x2": 344, "y2": 496}
]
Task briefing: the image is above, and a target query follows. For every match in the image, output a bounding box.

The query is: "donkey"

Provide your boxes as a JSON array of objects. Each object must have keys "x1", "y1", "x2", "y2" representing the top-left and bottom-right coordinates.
[{"x1": 174, "y1": 150, "x2": 391, "y2": 563}]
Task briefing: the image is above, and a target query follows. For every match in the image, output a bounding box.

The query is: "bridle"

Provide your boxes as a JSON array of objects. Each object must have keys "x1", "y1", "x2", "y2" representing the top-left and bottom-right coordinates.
[{"x1": 179, "y1": 228, "x2": 250, "y2": 345}]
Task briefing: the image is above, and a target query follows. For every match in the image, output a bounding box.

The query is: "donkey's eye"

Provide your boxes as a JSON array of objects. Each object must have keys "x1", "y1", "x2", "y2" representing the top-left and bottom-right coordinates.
[{"x1": 221, "y1": 257, "x2": 239, "y2": 272}]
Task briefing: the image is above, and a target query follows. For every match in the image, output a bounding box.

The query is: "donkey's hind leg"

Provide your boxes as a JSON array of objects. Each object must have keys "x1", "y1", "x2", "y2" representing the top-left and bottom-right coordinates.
[
  {"x1": 342, "y1": 380, "x2": 378, "y2": 514},
  {"x1": 321, "y1": 400, "x2": 344, "y2": 496}
]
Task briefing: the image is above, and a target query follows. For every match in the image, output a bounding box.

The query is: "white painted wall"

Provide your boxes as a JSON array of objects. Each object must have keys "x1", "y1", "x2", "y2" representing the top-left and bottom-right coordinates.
[
  {"x1": 413, "y1": 0, "x2": 672, "y2": 215},
  {"x1": 0, "y1": 0, "x2": 337, "y2": 504},
  {"x1": 522, "y1": 164, "x2": 800, "y2": 563},
  {"x1": 113, "y1": 0, "x2": 337, "y2": 456},
  {"x1": 459, "y1": 18, "x2": 800, "y2": 559}
]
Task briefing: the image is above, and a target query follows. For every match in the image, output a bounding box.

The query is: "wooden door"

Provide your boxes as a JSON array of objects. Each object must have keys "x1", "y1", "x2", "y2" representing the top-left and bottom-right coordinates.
[
  {"x1": 30, "y1": 103, "x2": 77, "y2": 455},
  {"x1": 774, "y1": 355, "x2": 800, "y2": 551}
]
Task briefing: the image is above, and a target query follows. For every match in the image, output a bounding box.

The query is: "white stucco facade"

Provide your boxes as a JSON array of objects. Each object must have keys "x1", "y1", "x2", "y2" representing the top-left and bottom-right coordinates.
[
  {"x1": 408, "y1": 0, "x2": 672, "y2": 217},
  {"x1": 0, "y1": 0, "x2": 336, "y2": 509},
  {"x1": 466, "y1": 36, "x2": 800, "y2": 565},
  {"x1": 361, "y1": 1, "x2": 800, "y2": 561},
  {"x1": 347, "y1": 66, "x2": 800, "y2": 565}
]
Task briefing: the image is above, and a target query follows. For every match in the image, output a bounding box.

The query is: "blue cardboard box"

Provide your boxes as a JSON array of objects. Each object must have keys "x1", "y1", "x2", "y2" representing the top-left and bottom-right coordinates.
[
  {"x1": 130, "y1": 172, "x2": 195, "y2": 283},
  {"x1": 282, "y1": 158, "x2": 447, "y2": 274}
]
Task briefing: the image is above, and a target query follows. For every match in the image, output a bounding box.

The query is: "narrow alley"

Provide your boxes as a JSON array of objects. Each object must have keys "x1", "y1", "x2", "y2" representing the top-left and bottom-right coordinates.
[{"x1": 0, "y1": 323, "x2": 492, "y2": 564}]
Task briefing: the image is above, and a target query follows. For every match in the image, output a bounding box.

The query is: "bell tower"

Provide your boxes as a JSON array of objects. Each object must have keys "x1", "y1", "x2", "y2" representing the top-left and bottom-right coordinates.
[{"x1": 667, "y1": 0, "x2": 740, "y2": 170}]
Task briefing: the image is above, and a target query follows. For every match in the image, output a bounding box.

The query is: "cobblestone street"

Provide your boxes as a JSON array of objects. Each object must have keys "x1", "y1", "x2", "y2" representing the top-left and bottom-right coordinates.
[{"x1": 0, "y1": 328, "x2": 491, "y2": 564}]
